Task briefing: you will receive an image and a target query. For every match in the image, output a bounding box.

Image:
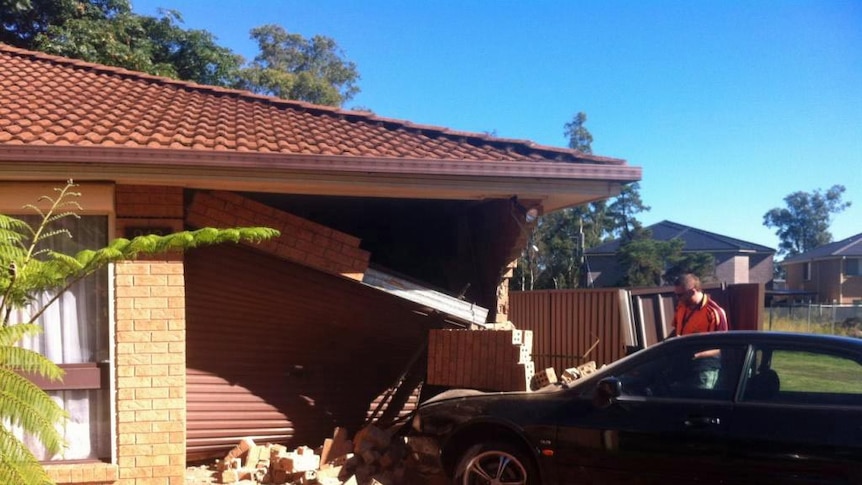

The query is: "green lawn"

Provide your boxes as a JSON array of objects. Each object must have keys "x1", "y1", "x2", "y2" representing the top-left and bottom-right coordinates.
[{"x1": 771, "y1": 350, "x2": 862, "y2": 394}]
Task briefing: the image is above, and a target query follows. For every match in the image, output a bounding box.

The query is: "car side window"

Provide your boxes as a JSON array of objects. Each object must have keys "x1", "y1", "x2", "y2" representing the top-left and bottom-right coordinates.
[
  {"x1": 617, "y1": 344, "x2": 744, "y2": 400},
  {"x1": 742, "y1": 346, "x2": 862, "y2": 406}
]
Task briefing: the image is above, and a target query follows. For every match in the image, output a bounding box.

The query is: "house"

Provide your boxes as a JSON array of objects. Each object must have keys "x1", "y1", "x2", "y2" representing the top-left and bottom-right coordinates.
[
  {"x1": 584, "y1": 220, "x2": 775, "y2": 287},
  {"x1": 0, "y1": 44, "x2": 641, "y2": 484},
  {"x1": 780, "y1": 233, "x2": 862, "y2": 304}
]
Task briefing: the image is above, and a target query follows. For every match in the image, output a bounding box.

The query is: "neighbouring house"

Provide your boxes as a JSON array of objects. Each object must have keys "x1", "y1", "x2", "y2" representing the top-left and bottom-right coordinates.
[
  {"x1": 584, "y1": 220, "x2": 775, "y2": 287},
  {"x1": 0, "y1": 44, "x2": 641, "y2": 484},
  {"x1": 780, "y1": 233, "x2": 862, "y2": 305}
]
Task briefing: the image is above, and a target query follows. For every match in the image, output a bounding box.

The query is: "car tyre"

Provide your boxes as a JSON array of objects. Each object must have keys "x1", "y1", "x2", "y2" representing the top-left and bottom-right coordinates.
[{"x1": 453, "y1": 441, "x2": 537, "y2": 485}]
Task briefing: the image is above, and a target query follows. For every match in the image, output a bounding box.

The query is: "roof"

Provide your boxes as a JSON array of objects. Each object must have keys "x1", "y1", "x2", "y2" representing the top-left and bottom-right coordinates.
[
  {"x1": 781, "y1": 232, "x2": 862, "y2": 264},
  {"x1": 0, "y1": 43, "x2": 621, "y2": 162},
  {"x1": 586, "y1": 220, "x2": 775, "y2": 255},
  {"x1": 0, "y1": 43, "x2": 641, "y2": 211}
]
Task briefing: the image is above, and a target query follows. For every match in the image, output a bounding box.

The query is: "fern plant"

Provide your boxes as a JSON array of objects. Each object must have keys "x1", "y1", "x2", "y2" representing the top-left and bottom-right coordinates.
[{"x1": 0, "y1": 181, "x2": 279, "y2": 484}]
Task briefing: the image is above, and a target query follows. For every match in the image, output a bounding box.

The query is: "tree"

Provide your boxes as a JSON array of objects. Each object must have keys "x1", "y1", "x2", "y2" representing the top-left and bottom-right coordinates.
[
  {"x1": 0, "y1": 0, "x2": 120, "y2": 47},
  {"x1": 511, "y1": 112, "x2": 650, "y2": 290},
  {"x1": 532, "y1": 210, "x2": 580, "y2": 289},
  {"x1": 763, "y1": 185, "x2": 851, "y2": 257},
  {"x1": 1, "y1": 1, "x2": 242, "y2": 86},
  {"x1": 563, "y1": 112, "x2": 593, "y2": 154},
  {"x1": 235, "y1": 24, "x2": 360, "y2": 106},
  {"x1": 606, "y1": 182, "x2": 650, "y2": 241},
  {"x1": 617, "y1": 235, "x2": 682, "y2": 287},
  {"x1": 0, "y1": 1, "x2": 360, "y2": 106},
  {"x1": 0, "y1": 181, "x2": 278, "y2": 483},
  {"x1": 613, "y1": 223, "x2": 717, "y2": 288},
  {"x1": 664, "y1": 251, "x2": 717, "y2": 285}
]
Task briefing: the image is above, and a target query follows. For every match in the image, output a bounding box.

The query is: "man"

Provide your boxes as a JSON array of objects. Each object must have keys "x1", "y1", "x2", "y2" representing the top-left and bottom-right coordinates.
[
  {"x1": 669, "y1": 273, "x2": 728, "y2": 389},
  {"x1": 670, "y1": 273, "x2": 728, "y2": 337}
]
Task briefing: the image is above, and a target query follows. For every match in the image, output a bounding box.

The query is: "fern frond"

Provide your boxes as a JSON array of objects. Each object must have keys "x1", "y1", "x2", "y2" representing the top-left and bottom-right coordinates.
[
  {"x1": 43, "y1": 252, "x2": 85, "y2": 275},
  {"x1": 0, "y1": 369, "x2": 67, "y2": 454},
  {"x1": 0, "y1": 215, "x2": 31, "y2": 233},
  {"x1": 0, "y1": 325, "x2": 42, "y2": 348},
  {"x1": 18, "y1": 204, "x2": 45, "y2": 219},
  {"x1": 0, "y1": 216, "x2": 31, "y2": 254},
  {"x1": 11, "y1": 260, "x2": 67, "y2": 296},
  {"x1": 0, "y1": 348, "x2": 63, "y2": 382},
  {"x1": 0, "y1": 426, "x2": 53, "y2": 485},
  {"x1": 81, "y1": 227, "x2": 280, "y2": 262},
  {"x1": 31, "y1": 228, "x2": 73, "y2": 245},
  {"x1": 43, "y1": 211, "x2": 80, "y2": 225}
]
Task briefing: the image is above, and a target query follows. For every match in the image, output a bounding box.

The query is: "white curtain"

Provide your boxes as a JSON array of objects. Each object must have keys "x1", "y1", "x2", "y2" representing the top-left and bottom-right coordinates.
[
  {"x1": 14, "y1": 291, "x2": 93, "y2": 460},
  {"x1": 10, "y1": 215, "x2": 110, "y2": 461}
]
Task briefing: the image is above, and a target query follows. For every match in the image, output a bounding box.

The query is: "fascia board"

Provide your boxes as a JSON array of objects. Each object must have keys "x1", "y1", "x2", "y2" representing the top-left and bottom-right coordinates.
[{"x1": 0, "y1": 146, "x2": 641, "y2": 208}]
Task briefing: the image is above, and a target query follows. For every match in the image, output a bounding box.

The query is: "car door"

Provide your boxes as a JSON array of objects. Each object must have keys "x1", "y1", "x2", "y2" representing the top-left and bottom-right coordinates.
[
  {"x1": 553, "y1": 341, "x2": 747, "y2": 485},
  {"x1": 724, "y1": 343, "x2": 862, "y2": 485}
]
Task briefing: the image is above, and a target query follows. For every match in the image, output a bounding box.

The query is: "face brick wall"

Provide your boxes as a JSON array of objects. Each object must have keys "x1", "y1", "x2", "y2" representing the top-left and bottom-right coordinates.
[
  {"x1": 114, "y1": 260, "x2": 186, "y2": 485},
  {"x1": 186, "y1": 190, "x2": 370, "y2": 280},
  {"x1": 114, "y1": 185, "x2": 186, "y2": 485}
]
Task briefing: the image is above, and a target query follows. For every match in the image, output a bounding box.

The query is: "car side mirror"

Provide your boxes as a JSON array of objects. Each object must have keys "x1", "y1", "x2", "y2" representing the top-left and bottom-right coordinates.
[{"x1": 593, "y1": 377, "x2": 622, "y2": 408}]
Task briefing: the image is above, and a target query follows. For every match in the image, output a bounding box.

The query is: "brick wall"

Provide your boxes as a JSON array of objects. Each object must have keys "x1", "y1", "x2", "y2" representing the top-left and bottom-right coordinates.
[
  {"x1": 427, "y1": 328, "x2": 534, "y2": 391},
  {"x1": 114, "y1": 260, "x2": 186, "y2": 485},
  {"x1": 115, "y1": 185, "x2": 185, "y2": 237},
  {"x1": 114, "y1": 185, "x2": 186, "y2": 485},
  {"x1": 186, "y1": 191, "x2": 370, "y2": 280},
  {"x1": 749, "y1": 254, "x2": 774, "y2": 286}
]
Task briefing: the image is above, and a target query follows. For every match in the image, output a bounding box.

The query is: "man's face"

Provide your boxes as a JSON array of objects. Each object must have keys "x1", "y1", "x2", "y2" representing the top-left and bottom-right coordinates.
[{"x1": 675, "y1": 286, "x2": 698, "y2": 306}]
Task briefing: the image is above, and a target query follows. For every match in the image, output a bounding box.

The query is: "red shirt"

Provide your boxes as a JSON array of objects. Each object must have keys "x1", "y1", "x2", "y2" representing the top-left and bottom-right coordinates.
[{"x1": 673, "y1": 294, "x2": 728, "y2": 335}]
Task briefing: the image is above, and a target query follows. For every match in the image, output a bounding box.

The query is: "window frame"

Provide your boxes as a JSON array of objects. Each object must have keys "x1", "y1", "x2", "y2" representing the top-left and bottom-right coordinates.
[
  {"x1": 614, "y1": 342, "x2": 747, "y2": 402},
  {"x1": 1, "y1": 182, "x2": 116, "y2": 463},
  {"x1": 739, "y1": 343, "x2": 862, "y2": 407}
]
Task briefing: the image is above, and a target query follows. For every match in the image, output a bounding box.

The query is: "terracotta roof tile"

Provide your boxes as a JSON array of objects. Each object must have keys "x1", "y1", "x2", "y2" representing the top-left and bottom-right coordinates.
[{"x1": 0, "y1": 43, "x2": 625, "y2": 165}]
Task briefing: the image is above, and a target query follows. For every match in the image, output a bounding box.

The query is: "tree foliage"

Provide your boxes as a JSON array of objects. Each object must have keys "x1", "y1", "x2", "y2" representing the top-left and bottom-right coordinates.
[
  {"x1": 563, "y1": 112, "x2": 593, "y2": 154},
  {"x1": 763, "y1": 185, "x2": 851, "y2": 257},
  {"x1": 0, "y1": 181, "x2": 278, "y2": 482},
  {"x1": 0, "y1": 0, "x2": 360, "y2": 106},
  {"x1": 617, "y1": 234, "x2": 681, "y2": 287},
  {"x1": 512, "y1": 112, "x2": 650, "y2": 290},
  {"x1": 1, "y1": 0, "x2": 242, "y2": 86},
  {"x1": 235, "y1": 24, "x2": 360, "y2": 106},
  {"x1": 616, "y1": 229, "x2": 716, "y2": 287}
]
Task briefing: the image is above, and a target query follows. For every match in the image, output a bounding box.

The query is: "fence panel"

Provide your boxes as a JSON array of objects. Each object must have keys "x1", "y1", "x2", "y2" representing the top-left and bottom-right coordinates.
[
  {"x1": 511, "y1": 283, "x2": 765, "y2": 376},
  {"x1": 510, "y1": 289, "x2": 628, "y2": 371}
]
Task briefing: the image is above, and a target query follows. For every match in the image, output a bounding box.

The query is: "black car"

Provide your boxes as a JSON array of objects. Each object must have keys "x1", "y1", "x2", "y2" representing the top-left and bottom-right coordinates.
[{"x1": 408, "y1": 331, "x2": 862, "y2": 484}]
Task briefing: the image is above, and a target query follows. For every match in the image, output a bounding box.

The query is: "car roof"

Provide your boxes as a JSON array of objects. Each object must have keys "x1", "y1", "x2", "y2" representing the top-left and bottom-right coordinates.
[{"x1": 661, "y1": 330, "x2": 862, "y2": 349}]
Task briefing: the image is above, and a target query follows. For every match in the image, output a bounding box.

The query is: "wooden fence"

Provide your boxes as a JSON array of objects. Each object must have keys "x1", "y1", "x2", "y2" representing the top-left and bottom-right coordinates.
[{"x1": 510, "y1": 284, "x2": 763, "y2": 373}]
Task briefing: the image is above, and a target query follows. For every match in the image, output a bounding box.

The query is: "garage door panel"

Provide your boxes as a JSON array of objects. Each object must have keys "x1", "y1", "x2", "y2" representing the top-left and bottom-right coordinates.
[{"x1": 185, "y1": 244, "x2": 429, "y2": 458}]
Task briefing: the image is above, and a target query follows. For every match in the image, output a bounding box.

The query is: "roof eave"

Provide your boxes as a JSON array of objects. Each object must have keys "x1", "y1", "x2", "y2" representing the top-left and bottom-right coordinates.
[{"x1": 0, "y1": 145, "x2": 642, "y2": 210}]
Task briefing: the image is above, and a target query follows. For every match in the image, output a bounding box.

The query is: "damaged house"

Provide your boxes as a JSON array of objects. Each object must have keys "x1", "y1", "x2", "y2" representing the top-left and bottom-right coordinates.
[{"x1": 0, "y1": 44, "x2": 641, "y2": 484}]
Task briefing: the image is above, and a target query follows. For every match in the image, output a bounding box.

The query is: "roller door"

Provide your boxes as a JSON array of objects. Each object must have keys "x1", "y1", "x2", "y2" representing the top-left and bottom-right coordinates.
[{"x1": 185, "y1": 244, "x2": 430, "y2": 459}]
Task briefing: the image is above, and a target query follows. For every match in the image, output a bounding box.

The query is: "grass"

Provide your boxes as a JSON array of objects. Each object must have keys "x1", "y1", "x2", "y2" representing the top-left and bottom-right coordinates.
[
  {"x1": 759, "y1": 309, "x2": 862, "y2": 394},
  {"x1": 772, "y1": 350, "x2": 862, "y2": 394},
  {"x1": 763, "y1": 309, "x2": 861, "y2": 336}
]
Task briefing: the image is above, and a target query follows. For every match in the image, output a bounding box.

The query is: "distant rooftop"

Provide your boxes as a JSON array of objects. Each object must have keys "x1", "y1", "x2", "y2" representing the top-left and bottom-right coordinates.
[
  {"x1": 587, "y1": 220, "x2": 775, "y2": 254},
  {"x1": 782, "y1": 232, "x2": 862, "y2": 264}
]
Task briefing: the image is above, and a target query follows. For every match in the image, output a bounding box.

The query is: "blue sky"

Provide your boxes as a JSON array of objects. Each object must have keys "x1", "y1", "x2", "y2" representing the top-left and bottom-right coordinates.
[{"x1": 132, "y1": 0, "x2": 861, "y2": 251}]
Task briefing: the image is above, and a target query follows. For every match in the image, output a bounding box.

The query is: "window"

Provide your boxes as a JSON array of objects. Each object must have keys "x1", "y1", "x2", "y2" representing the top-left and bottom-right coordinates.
[
  {"x1": 803, "y1": 262, "x2": 811, "y2": 281},
  {"x1": 10, "y1": 214, "x2": 112, "y2": 461},
  {"x1": 617, "y1": 344, "x2": 746, "y2": 400},
  {"x1": 741, "y1": 346, "x2": 862, "y2": 406},
  {"x1": 845, "y1": 258, "x2": 861, "y2": 277}
]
